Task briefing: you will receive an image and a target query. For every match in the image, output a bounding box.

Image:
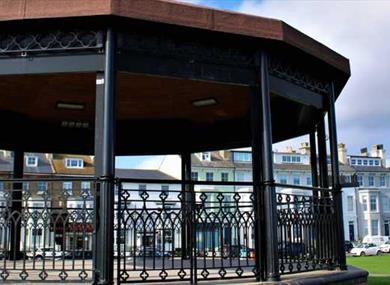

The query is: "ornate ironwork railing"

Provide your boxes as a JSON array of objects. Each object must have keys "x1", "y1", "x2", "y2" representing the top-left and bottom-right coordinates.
[
  {"x1": 0, "y1": 30, "x2": 104, "y2": 57},
  {"x1": 0, "y1": 178, "x2": 95, "y2": 282},
  {"x1": 274, "y1": 183, "x2": 337, "y2": 274},
  {"x1": 0, "y1": 177, "x2": 342, "y2": 283},
  {"x1": 116, "y1": 179, "x2": 256, "y2": 283}
]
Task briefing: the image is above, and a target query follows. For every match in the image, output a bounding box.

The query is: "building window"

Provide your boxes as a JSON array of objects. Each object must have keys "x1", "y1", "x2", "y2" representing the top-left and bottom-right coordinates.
[
  {"x1": 368, "y1": 176, "x2": 374, "y2": 187},
  {"x1": 363, "y1": 160, "x2": 368, "y2": 166},
  {"x1": 347, "y1": 196, "x2": 354, "y2": 212},
  {"x1": 293, "y1": 177, "x2": 300, "y2": 185},
  {"x1": 380, "y1": 176, "x2": 386, "y2": 187},
  {"x1": 282, "y1": 155, "x2": 291, "y2": 163},
  {"x1": 37, "y1": 181, "x2": 48, "y2": 195},
  {"x1": 375, "y1": 160, "x2": 380, "y2": 166},
  {"x1": 382, "y1": 196, "x2": 390, "y2": 212},
  {"x1": 65, "y1": 158, "x2": 84, "y2": 168},
  {"x1": 385, "y1": 220, "x2": 390, "y2": 236},
  {"x1": 357, "y1": 159, "x2": 362, "y2": 165},
  {"x1": 357, "y1": 175, "x2": 363, "y2": 187},
  {"x1": 370, "y1": 195, "x2": 377, "y2": 211},
  {"x1": 362, "y1": 195, "x2": 368, "y2": 212},
  {"x1": 351, "y1": 159, "x2": 356, "y2": 165},
  {"x1": 371, "y1": 219, "x2": 379, "y2": 235},
  {"x1": 221, "y1": 172, "x2": 229, "y2": 182},
  {"x1": 279, "y1": 177, "x2": 287, "y2": 184},
  {"x1": 161, "y1": 185, "x2": 169, "y2": 195},
  {"x1": 206, "y1": 172, "x2": 214, "y2": 182},
  {"x1": 22, "y1": 182, "x2": 29, "y2": 191},
  {"x1": 291, "y1": 156, "x2": 301, "y2": 163},
  {"x1": 81, "y1": 181, "x2": 92, "y2": 196},
  {"x1": 233, "y1": 152, "x2": 251, "y2": 162},
  {"x1": 364, "y1": 220, "x2": 368, "y2": 236},
  {"x1": 26, "y1": 156, "x2": 38, "y2": 167},
  {"x1": 191, "y1": 172, "x2": 198, "y2": 181},
  {"x1": 138, "y1": 184, "x2": 147, "y2": 198},
  {"x1": 63, "y1": 182, "x2": 73, "y2": 196},
  {"x1": 369, "y1": 160, "x2": 374, "y2": 166},
  {"x1": 201, "y1": 152, "x2": 211, "y2": 161},
  {"x1": 306, "y1": 177, "x2": 312, "y2": 186}
]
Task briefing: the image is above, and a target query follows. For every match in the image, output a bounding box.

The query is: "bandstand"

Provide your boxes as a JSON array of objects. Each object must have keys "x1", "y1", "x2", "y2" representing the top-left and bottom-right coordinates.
[{"x1": 0, "y1": 0, "x2": 367, "y2": 284}]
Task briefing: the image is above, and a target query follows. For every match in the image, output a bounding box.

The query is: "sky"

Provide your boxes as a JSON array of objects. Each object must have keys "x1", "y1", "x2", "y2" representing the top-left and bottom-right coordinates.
[{"x1": 116, "y1": 0, "x2": 390, "y2": 169}]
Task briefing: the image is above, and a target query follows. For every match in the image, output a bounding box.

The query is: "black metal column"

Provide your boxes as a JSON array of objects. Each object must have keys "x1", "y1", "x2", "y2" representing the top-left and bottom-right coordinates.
[
  {"x1": 317, "y1": 119, "x2": 329, "y2": 190},
  {"x1": 94, "y1": 28, "x2": 116, "y2": 285},
  {"x1": 327, "y1": 83, "x2": 347, "y2": 270},
  {"x1": 309, "y1": 131, "x2": 319, "y2": 193},
  {"x1": 259, "y1": 51, "x2": 279, "y2": 281},
  {"x1": 250, "y1": 84, "x2": 265, "y2": 281},
  {"x1": 10, "y1": 150, "x2": 24, "y2": 260},
  {"x1": 180, "y1": 152, "x2": 192, "y2": 259}
]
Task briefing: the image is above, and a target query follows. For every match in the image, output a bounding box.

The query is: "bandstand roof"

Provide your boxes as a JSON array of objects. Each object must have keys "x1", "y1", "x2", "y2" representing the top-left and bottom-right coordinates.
[{"x1": 0, "y1": 0, "x2": 350, "y2": 155}]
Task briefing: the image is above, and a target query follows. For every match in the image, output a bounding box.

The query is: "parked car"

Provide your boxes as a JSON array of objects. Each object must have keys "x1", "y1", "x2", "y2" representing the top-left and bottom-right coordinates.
[
  {"x1": 362, "y1": 235, "x2": 389, "y2": 246},
  {"x1": 210, "y1": 245, "x2": 255, "y2": 259},
  {"x1": 344, "y1": 240, "x2": 354, "y2": 253},
  {"x1": 278, "y1": 242, "x2": 313, "y2": 259},
  {"x1": 379, "y1": 241, "x2": 390, "y2": 253},
  {"x1": 350, "y1": 243, "x2": 381, "y2": 256},
  {"x1": 137, "y1": 247, "x2": 172, "y2": 257},
  {"x1": 64, "y1": 250, "x2": 93, "y2": 259},
  {"x1": 27, "y1": 248, "x2": 65, "y2": 260}
]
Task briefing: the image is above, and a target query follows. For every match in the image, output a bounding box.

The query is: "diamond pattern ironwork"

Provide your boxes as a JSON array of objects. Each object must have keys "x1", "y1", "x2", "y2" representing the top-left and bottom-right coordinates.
[{"x1": 201, "y1": 269, "x2": 209, "y2": 279}]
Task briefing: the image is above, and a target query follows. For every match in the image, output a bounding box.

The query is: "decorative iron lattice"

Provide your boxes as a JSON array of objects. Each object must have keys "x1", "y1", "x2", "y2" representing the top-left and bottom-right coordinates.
[
  {"x1": 269, "y1": 57, "x2": 330, "y2": 95},
  {"x1": 276, "y1": 191, "x2": 337, "y2": 274},
  {"x1": 116, "y1": 180, "x2": 256, "y2": 283},
  {"x1": 0, "y1": 30, "x2": 104, "y2": 56},
  {"x1": 0, "y1": 178, "x2": 95, "y2": 282},
  {"x1": 119, "y1": 32, "x2": 255, "y2": 67}
]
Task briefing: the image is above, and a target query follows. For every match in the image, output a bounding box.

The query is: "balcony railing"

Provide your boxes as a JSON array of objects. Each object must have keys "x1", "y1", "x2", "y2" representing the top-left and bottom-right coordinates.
[
  {"x1": 0, "y1": 177, "x2": 342, "y2": 283},
  {"x1": 0, "y1": 178, "x2": 95, "y2": 282},
  {"x1": 116, "y1": 179, "x2": 255, "y2": 283},
  {"x1": 274, "y1": 183, "x2": 338, "y2": 273}
]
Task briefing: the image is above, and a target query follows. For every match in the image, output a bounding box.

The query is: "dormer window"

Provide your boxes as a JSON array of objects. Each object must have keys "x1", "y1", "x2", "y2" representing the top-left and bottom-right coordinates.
[
  {"x1": 65, "y1": 158, "x2": 84, "y2": 168},
  {"x1": 26, "y1": 156, "x2": 38, "y2": 167},
  {"x1": 201, "y1": 152, "x2": 211, "y2": 161}
]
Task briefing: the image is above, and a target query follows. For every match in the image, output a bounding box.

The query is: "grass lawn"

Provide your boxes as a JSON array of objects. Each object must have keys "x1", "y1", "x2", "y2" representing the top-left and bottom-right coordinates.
[{"x1": 347, "y1": 254, "x2": 390, "y2": 284}]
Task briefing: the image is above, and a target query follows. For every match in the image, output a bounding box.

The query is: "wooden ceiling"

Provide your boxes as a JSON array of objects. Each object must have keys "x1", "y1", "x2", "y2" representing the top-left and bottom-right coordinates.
[
  {"x1": 0, "y1": 71, "x2": 320, "y2": 155},
  {"x1": 0, "y1": 72, "x2": 249, "y2": 124}
]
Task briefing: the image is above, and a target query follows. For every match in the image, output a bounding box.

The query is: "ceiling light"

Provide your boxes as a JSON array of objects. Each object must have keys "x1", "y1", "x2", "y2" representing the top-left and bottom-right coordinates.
[
  {"x1": 192, "y1": 98, "x2": 218, "y2": 108},
  {"x1": 61, "y1": 121, "x2": 90, "y2": 129},
  {"x1": 56, "y1": 102, "x2": 85, "y2": 110}
]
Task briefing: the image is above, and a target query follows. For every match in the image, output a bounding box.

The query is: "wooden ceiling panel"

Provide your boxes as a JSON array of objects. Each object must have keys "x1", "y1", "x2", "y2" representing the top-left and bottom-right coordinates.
[
  {"x1": 0, "y1": 72, "x2": 250, "y2": 125},
  {"x1": 117, "y1": 73, "x2": 250, "y2": 123}
]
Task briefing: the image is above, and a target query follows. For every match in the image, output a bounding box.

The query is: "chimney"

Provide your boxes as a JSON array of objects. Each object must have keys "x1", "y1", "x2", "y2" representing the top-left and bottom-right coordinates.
[
  {"x1": 1, "y1": 150, "x2": 12, "y2": 158},
  {"x1": 360, "y1": 147, "x2": 368, "y2": 157},
  {"x1": 285, "y1": 146, "x2": 294, "y2": 153},
  {"x1": 218, "y1": 150, "x2": 231, "y2": 160},
  {"x1": 338, "y1": 143, "x2": 347, "y2": 164},
  {"x1": 299, "y1": 142, "x2": 310, "y2": 155},
  {"x1": 45, "y1": 153, "x2": 53, "y2": 160},
  {"x1": 371, "y1": 144, "x2": 386, "y2": 166}
]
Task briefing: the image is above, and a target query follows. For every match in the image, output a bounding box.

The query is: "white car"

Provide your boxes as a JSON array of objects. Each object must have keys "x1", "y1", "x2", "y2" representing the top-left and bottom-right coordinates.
[
  {"x1": 379, "y1": 241, "x2": 390, "y2": 253},
  {"x1": 362, "y1": 235, "x2": 389, "y2": 246},
  {"x1": 350, "y1": 243, "x2": 381, "y2": 256},
  {"x1": 27, "y1": 247, "x2": 64, "y2": 260}
]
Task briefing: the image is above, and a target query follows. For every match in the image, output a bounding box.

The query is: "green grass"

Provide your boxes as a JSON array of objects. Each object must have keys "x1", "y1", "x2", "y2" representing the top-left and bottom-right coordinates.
[{"x1": 347, "y1": 255, "x2": 390, "y2": 285}]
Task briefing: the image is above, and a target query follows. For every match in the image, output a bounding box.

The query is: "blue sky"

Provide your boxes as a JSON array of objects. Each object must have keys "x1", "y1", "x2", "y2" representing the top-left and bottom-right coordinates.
[{"x1": 117, "y1": 0, "x2": 390, "y2": 169}]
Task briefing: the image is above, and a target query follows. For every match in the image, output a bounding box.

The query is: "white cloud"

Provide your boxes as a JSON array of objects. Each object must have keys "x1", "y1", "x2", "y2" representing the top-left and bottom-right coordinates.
[{"x1": 239, "y1": 0, "x2": 390, "y2": 153}]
